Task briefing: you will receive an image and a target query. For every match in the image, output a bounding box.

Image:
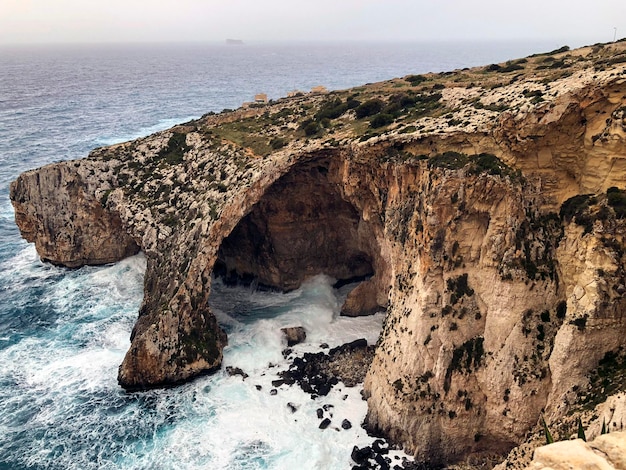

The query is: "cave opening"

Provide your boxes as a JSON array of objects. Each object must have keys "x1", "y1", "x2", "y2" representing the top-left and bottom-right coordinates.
[{"x1": 214, "y1": 157, "x2": 386, "y2": 316}]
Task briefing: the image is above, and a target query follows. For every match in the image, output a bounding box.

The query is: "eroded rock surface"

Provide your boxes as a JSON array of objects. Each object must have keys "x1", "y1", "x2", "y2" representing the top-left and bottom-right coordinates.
[
  {"x1": 10, "y1": 41, "x2": 626, "y2": 465},
  {"x1": 526, "y1": 432, "x2": 626, "y2": 470}
]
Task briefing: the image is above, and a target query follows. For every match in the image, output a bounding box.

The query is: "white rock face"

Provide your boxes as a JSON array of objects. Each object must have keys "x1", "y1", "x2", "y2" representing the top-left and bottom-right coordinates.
[{"x1": 526, "y1": 432, "x2": 626, "y2": 470}]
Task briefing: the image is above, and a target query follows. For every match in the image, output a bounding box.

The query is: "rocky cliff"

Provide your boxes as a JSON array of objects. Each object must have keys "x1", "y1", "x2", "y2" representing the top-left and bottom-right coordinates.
[{"x1": 10, "y1": 41, "x2": 626, "y2": 465}]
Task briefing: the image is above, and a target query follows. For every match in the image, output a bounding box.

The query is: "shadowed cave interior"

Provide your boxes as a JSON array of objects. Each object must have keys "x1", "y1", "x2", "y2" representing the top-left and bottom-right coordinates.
[{"x1": 214, "y1": 158, "x2": 386, "y2": 316}]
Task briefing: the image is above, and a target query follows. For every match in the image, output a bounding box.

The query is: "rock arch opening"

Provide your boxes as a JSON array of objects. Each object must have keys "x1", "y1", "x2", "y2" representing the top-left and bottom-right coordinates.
[{"x1": 214, "y1": 157, "x2": 387, "y2": 316}]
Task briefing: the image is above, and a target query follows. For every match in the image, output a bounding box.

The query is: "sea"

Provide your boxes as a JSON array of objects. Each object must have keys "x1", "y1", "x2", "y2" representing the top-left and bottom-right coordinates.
[{"x1": 0, "y1": 40, "x2": 564, "y2": 469}]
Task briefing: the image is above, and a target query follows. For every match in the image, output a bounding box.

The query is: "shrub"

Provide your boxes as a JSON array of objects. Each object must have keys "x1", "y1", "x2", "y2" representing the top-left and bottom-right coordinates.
[
  {"x1": 315, "y1": 98, "x2": 349, "y2": 121},
  {"x1": 470, "y1": 153, "x2": 514, "y2": 177},
  {"x1": 159, "y1": 132, "x2": 189, "y2": 165},
  {"x1": 300, "y1": 119, "x2": 321, "y2": 136},
  {"x1": 355, "y1": 99, "x2": 384, "y2": 119},
  {"x1": 560, "y1": 194, "x2": 593, "y2": 222},
  {"x1": 270, "y1": 137, "x2": 286, "y2": 150},
  {"x1": 370, "y1": 113, "x2": 394, "y2": 128},
  {"x1": 428, "y1": 151, "x2": 469, "y2": 170},
  {"x1": 607, "y1": 187, "x2": 626, "y2": 218},
  {"x1": 405, "y1": 74, "x2": 427, "y2": 85}
]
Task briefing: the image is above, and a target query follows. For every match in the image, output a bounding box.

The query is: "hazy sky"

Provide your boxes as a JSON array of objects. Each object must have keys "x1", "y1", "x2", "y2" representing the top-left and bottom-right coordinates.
[{"x1": 1, "y1": 0, "x2": 625, "y2": 45}]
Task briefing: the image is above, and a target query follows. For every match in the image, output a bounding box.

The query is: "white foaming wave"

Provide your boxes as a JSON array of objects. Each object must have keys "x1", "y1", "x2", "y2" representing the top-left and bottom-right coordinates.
[
  {"x1": 1, "y1": 253, "x2": 145, "y2": 403},
  {"x1": 145, "y1": 374, "x2": 376, "y2": 469},
  {"x1": 178, "y1": 274, "x2": 389, "y2": 469},
  {"x1": 95, "y1": 116, "x2": 198, "y2": 146},
  {"x1": 3, "y1": 266, "x2": 392, "y2": 469},
  {"x1": 43, "y1": 253, "x2": 146, "y2": 322},
  {"x1": 0, "y1": 244, "x2": 64, "y2": 290}
]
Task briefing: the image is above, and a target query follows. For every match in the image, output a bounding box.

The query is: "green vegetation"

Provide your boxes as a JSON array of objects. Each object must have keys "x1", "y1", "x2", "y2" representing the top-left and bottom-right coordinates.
[
  {"x1": 355, "y1": 99, "x2": 384, "y2": 119},
  {"x1": 427, "y1": 151, "x2": 521, "y2": 180},
  {"x1": 607, "y1": 187, "x2": 626, "y2": 218},
  {"x1": 405, "y1": 74, "x2": 427, "y2": 85},
  {"x1": 444, "y1": 337, "x2": 485, "y2": 392},
  {"x1": 560, "y1": 194, "x2": 597, "y2": 233},
  {"x1": 577, "y1": 348, "x2": 626, "y2": 410},
  {"x1": 486, "y1": 60, "x2": 526, "y2": 73},
  {"x1": 530, "y1": 45, "x2": 570, "y2": 58},
  {"x1": 427, "y1": 151, "x2": 470, "y2": 170},
  {"x1": 446, "y1": 273, "x2": 474, "y2": 305},
  {"x1": 314, "y1": 97, "x2": 359, "y2": 121},
  {"x1": 370, "y1": 113, "x2": 394, "y2": 128},
  {"x1": 158, "y1": 132, "x2": 190, "y2": 165},
  {"x1": 270, "y1": 137, "x2": 287, "y2": 150},
  {"x1": 542, "y1": 416, "x2": 555, "y2": 444},
  {"x1": 300, "y1": 119, "x2": 322, "y2": 137}
]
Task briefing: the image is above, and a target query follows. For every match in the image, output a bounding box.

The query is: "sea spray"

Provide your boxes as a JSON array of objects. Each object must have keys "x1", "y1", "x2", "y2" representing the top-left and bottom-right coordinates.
[{"x1": 0, "y1": 257, "x2": 396, "y2": 469}]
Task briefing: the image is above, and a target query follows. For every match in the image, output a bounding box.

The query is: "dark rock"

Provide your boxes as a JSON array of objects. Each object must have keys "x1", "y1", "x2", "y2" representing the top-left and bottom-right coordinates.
[
  {"x1": 282, "y1": 348, "x2": 293, "y2": 358},
  {"x1": 225, "y1": 366, "x2": 248, "y2": 379},
  {"x1": 323, "y1": 403, "x2": 334, "y2": 411},
  {"x1": 316, "y1": 408, "x2": 324, "y2": 419},
  {"x1": 255, "y1": 385, "x2": 262, "y2": 391},
  {"x1": 373, "y1": 439, "x2": 390, "y2": 454},
  {"x1": 329, "y1": 338, "x2": 368, "y2": 355},
  {"x1": 351, "y1": 446, "x2": 372, "y2": 465},
  {"x1": 287, "y1": 402, "x2": 298, "y2": 413},
  {"x1": 374, "y1": 453, "x2": 390, "y2": 469},
  {"x1": 270, "y1": 389, "x2": 277, "y2": 395},
  {"x1": 319, "y1": 418, "x2": 331, "y2": 429},
  {"x1": 320, "y1": 343, "x2": 329, "y2": 349},
  {"x1": 341, "y1": 419, "x2": 352, "y2": 429},
  {"x1": 281, "y1": 326, "x2": 307, "y2": 346},
  {"x1": 277, "y1": 338, "x2": 375, "y2": 397}
]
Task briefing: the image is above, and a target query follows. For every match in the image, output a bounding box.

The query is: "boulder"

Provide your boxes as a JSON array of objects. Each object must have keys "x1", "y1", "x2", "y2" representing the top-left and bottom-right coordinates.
[{"x1": 281, "y1": 326, "x2": 306, "y2": 346}]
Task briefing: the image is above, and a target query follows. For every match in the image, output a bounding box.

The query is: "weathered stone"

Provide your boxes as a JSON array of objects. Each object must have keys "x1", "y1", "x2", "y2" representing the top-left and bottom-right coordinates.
[
  {"x1": 341, "y1": 279, "x2": 385, "y2": 316},
  {"x1": 281, "y1": 326, "x2": 306, "y2": 346},
  {"x1": 526, "y1": 432, "x2": 626, "y2": 470}
]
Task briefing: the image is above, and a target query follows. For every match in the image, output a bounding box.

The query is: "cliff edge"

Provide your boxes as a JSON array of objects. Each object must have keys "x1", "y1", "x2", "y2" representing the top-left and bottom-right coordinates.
[{"x1": 10, "y1": 41, "x2": 626, "y2": 465}]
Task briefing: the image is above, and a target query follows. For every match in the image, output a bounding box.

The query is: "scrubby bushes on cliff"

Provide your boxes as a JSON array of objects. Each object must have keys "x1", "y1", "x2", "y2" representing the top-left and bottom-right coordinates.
[
  {"x1": 444, "y1": 337, "x2": 485, "y2": 392},
  {"x1": 300, "y1": 119, "x2": 321, "y2": 137},
  {"x1": 355, "y1": 99, "x2": 384, "y2": 119},
  {"x1": 427, "y1": 152, "x2": 519, "y2": 179},
  {"x1": 314, "y1": 97, "x2": 360, "y2": 122},
  {"x1": 370, "y1": 113, "x2": 394, "y2": 128},
  {"x1": 158, "y1": 132, "x2": 190, "y2": 165},
  {"x1": 607, "y1": 186, "x2": 626, "y2": 218},
  {"x1": 405, "y1": 74, "x2": 427, "y2": 85}
]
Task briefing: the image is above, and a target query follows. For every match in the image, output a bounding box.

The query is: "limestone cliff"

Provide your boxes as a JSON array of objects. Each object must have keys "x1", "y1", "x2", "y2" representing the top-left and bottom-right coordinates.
[{"x1": 10, "y1": 41, "x2": 626, "y2": 464}]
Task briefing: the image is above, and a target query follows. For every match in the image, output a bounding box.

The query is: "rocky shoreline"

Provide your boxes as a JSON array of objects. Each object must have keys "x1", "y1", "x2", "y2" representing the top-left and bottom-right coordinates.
[
  {"x1": 10, "y1": 40, "x2": 626, "y2": 466},
  {"x1": 274, "y1": 337, "x2": 430, "y2": 470}
]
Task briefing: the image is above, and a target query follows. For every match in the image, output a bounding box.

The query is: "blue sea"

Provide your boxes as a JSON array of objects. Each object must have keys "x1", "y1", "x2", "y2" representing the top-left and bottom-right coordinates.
[{"x1": 0, "y1": 40, "x2": 561, "y2": 469}]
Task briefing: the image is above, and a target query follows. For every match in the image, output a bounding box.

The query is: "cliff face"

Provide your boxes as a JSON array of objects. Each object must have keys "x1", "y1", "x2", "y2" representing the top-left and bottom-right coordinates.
[
  {"x1": 10, "y1": 161, "x2": 139, "y2": 267},
  {"x1": 10, "y1": 41, "x2": 626, "y2": 464}
]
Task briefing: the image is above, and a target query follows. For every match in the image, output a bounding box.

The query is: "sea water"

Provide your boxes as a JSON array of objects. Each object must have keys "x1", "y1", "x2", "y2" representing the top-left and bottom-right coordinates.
[{"x1": 0, "y1": 40, "x2": 562, "y2": 469}]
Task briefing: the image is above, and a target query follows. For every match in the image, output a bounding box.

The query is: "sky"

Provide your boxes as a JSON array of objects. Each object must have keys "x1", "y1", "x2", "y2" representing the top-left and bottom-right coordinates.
[{"x1": 0, "y1": 0, "x2": 625, "y2": 46}]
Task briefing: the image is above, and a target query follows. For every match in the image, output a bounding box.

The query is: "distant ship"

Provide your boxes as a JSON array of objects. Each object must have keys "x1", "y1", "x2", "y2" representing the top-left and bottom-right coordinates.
[{"x1": 226, "y1": 39, "x2": 244, "y2": 45}]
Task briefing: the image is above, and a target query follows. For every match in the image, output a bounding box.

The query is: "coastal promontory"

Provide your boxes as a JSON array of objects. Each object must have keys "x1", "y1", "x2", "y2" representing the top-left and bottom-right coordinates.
[{"x1": 10, "y1": 41, "x2": 626, "y2": 466}]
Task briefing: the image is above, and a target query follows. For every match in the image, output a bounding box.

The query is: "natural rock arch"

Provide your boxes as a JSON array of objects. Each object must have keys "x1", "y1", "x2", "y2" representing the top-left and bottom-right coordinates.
[{"x1": 214, "y1": 155, "x2": 389, "y2": 316}]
